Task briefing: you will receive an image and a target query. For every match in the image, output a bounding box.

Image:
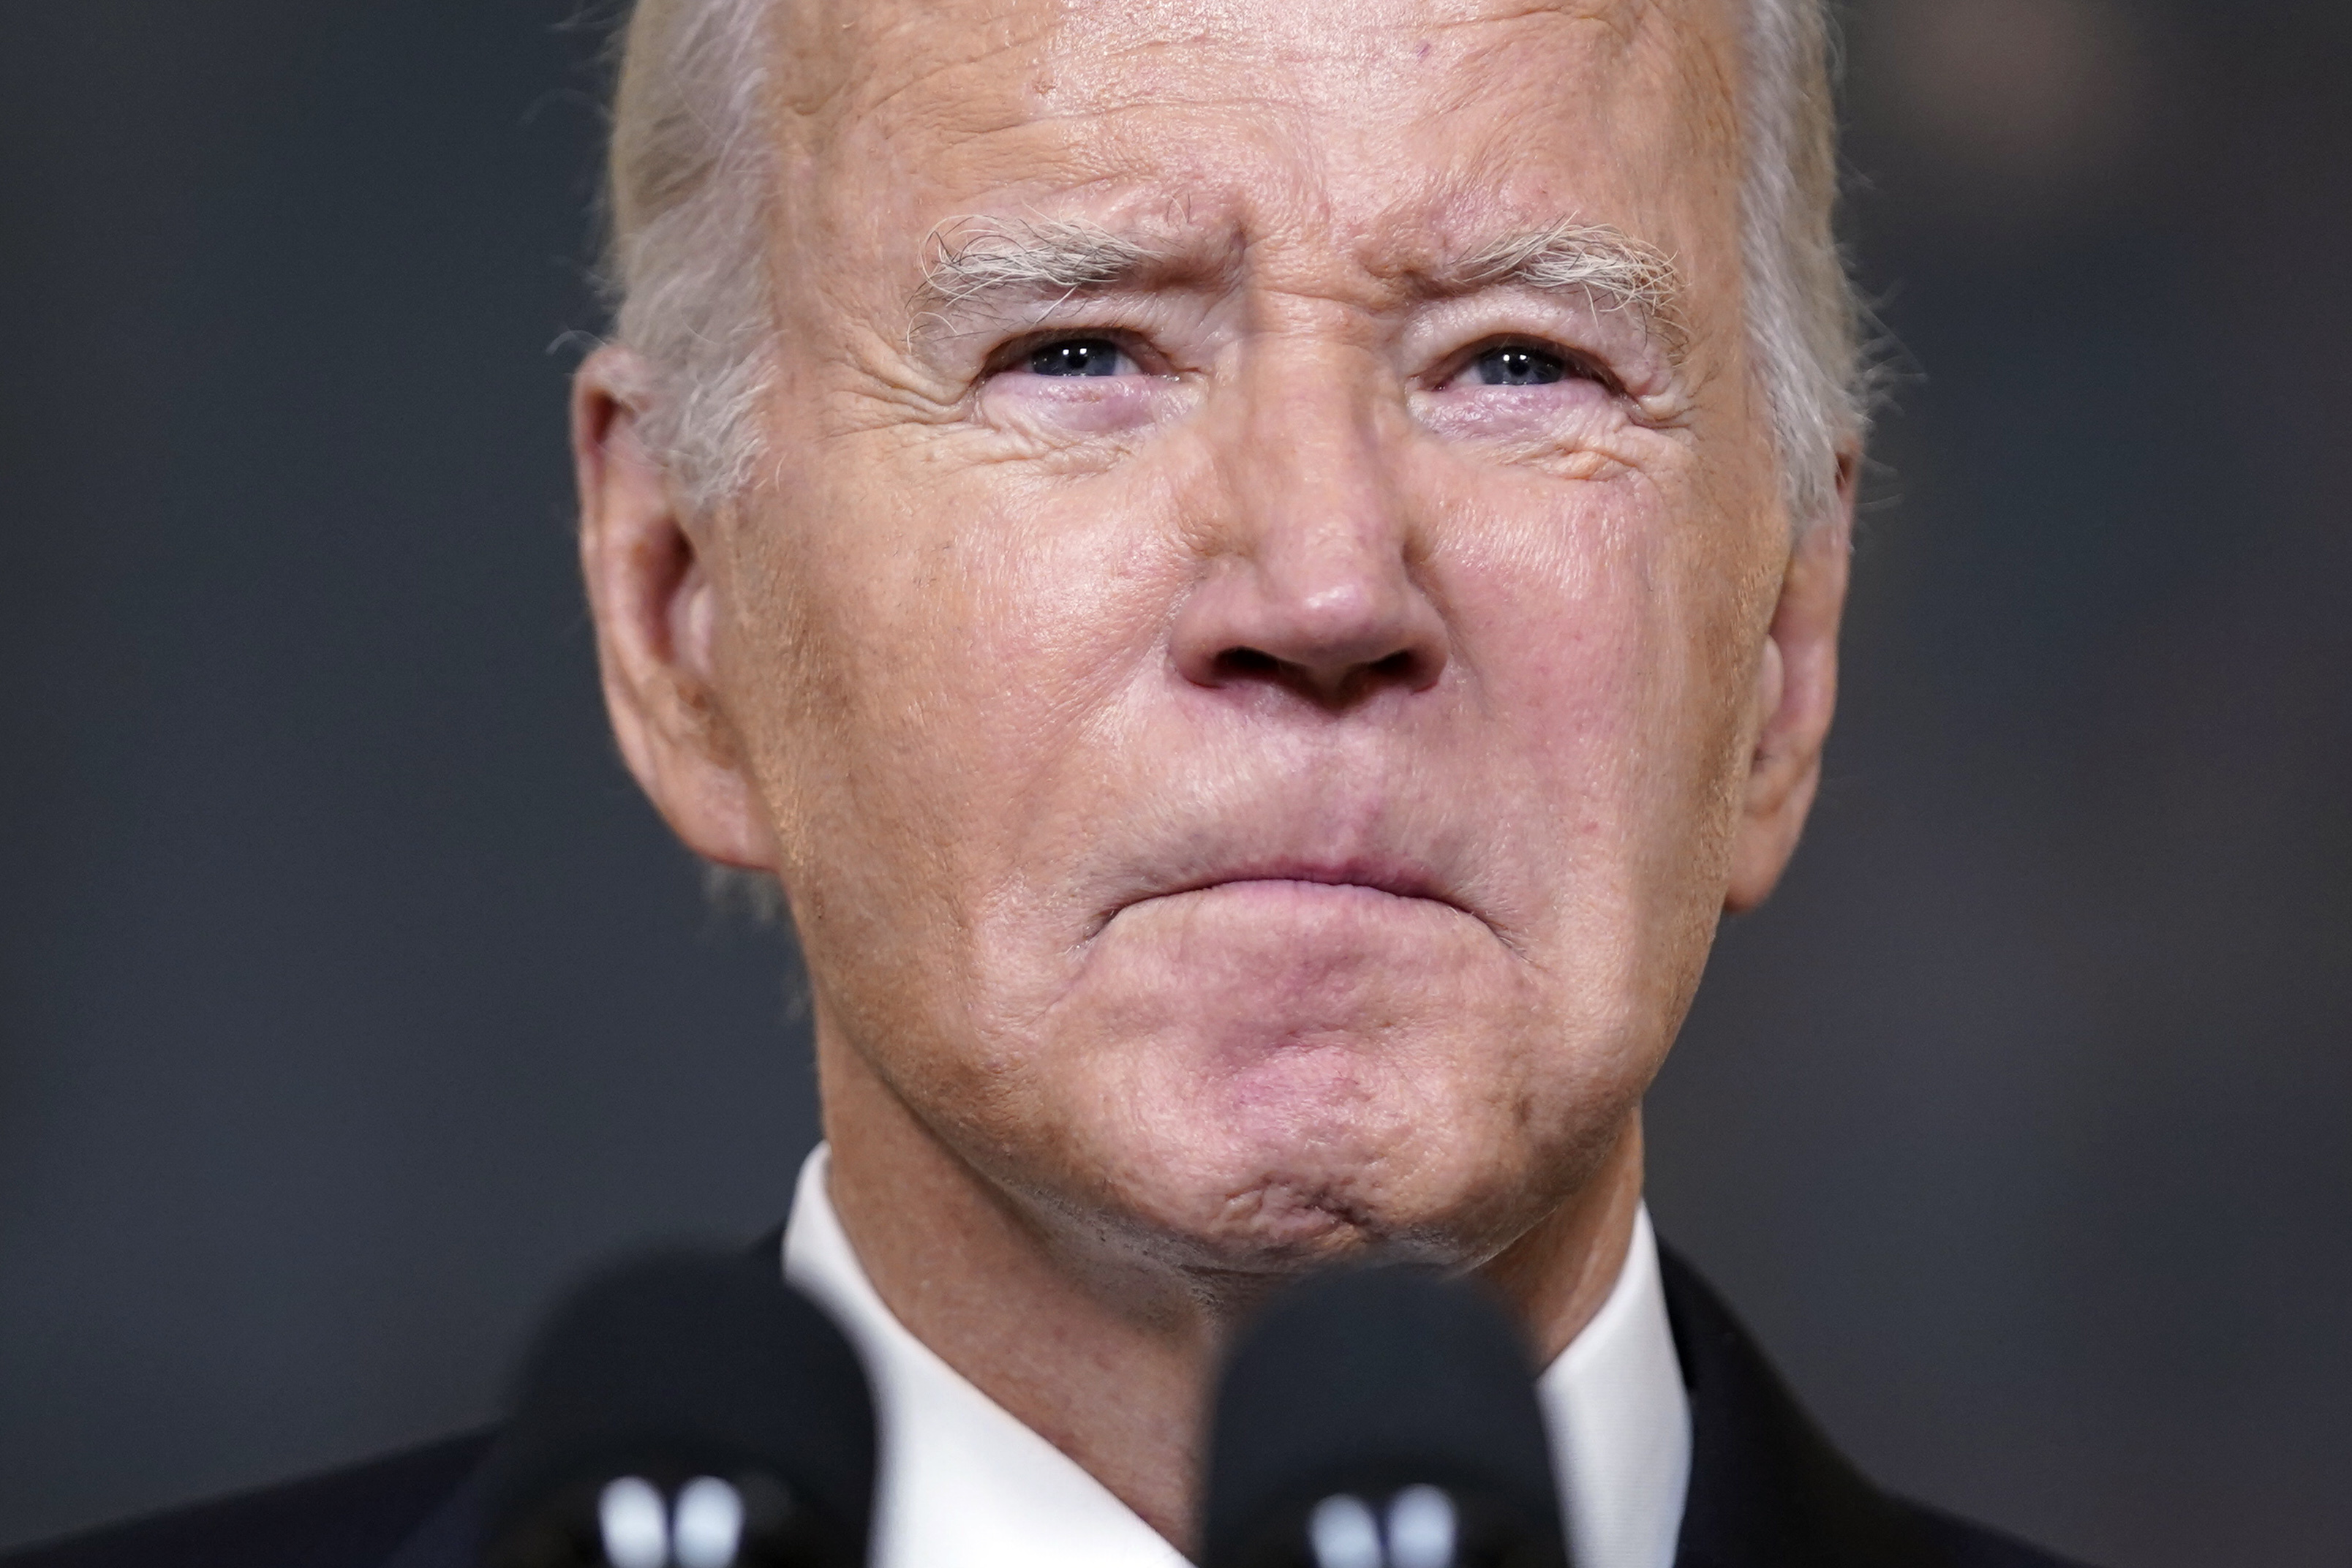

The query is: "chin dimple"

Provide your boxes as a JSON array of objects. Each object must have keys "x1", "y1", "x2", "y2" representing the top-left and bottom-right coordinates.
[{"x1": 1210, "y1": 1174, "x2": 1385, "y2": 1250}]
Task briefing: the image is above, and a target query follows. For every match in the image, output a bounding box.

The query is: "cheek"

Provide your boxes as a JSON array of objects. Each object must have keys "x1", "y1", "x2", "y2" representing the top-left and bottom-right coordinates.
[
  {"x1": 725, "y1": 451, "x2": 1179, "y2": 939},
  {"x1": 1429, "y1": 464, "x2": 1764, "y2": 915},
  {"x1": 1446, "y1": 483, "x2": 1689, "y2": 753}
]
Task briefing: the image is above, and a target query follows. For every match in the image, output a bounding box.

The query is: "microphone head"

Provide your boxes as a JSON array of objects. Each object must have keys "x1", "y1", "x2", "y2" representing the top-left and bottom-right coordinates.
[
  {"x1": 481, "y1": 1249, "x2": 876, "y2": 1568},
  {"x1": 1201, "y1": 1267, "x2": 1567, "y2": 1568}
]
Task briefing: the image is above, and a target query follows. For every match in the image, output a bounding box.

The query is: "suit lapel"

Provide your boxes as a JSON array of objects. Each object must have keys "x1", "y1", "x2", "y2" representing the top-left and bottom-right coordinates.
[
  {"x1": 380, "y1": 1441, "x2": 489, "y2": 1568},
  {"x1": 1659, "y1": 1246, "x2": 1953, "y2": 1568}
]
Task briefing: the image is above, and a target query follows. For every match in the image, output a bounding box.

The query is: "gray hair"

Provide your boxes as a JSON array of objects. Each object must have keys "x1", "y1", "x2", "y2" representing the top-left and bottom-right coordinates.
[{"x1": 601, "y1": 0, "x2": 1866, "y2": 531}]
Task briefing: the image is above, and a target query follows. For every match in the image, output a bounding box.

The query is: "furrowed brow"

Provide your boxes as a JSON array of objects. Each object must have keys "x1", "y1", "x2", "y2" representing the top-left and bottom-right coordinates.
[
  {"x1": 1450, "y1": 222, "x2": 1686, "y2": 353},
  {"x1": 913, "y1": 215, "x2": 1164, "y2": 321}
]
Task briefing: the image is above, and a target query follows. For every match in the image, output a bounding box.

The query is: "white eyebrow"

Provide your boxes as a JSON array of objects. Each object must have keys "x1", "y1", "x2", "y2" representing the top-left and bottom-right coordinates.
[
  {"x1": 915, "y1": 215, "x2": 1164, "y2": 314},
  {"x1": 911, "y1": 214, "x2": 1684, "y2": 351},
  {"x1": 1452, "y1": 221, "x2": 1686, "y2": 350}
]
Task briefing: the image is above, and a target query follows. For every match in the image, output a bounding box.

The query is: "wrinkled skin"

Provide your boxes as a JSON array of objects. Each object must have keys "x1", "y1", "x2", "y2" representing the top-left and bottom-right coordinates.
[{"x1": 577, "y1": 0, "x2": 1851, "y2": 1542}]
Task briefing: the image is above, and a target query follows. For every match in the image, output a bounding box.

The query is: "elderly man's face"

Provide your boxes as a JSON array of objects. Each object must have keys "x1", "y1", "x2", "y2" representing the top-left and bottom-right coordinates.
[{"x1": 589, "y1": 0, "x2": 1844, "y2": 1274}]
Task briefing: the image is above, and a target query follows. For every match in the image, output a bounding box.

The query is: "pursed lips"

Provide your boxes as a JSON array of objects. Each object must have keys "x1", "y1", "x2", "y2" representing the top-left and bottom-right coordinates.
[{"x1": 1089, "y1": 857, "x2": 1485, "y2": 941}]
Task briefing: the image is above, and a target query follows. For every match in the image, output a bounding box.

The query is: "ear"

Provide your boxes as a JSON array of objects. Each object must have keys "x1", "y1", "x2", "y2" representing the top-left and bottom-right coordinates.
[
  {"x1": 574, "y1": 345, "x2": 779, "y2": 871},
  {"x1": 1722, "y1": 459, "x2": 1857, "y2": 913}
]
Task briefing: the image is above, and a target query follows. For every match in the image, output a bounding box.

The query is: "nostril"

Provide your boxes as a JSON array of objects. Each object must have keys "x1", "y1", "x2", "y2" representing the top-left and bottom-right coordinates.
[
  {"x1": 1213, "y1": 647, "x2": 1282, "y2": 682},
  {"x1": 1202, "y1": 642, "x2": 1432, "y2": 700}
]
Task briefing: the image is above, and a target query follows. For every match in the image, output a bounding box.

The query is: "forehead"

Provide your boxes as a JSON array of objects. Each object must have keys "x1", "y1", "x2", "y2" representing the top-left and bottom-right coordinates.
[{"x1": 774, "y1": 0, "x2": 1748, "y2": 282}]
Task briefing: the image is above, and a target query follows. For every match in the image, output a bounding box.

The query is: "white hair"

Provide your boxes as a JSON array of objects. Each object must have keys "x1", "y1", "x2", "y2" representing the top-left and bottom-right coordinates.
[
  {"x1": 1739, "y1": 0, "x2": 1868, "y2": 532},
  {"x1": 601, "y1": 0, "x2": 1866, "y2": 531},
  {"x1": 603, "y1": 0, "x2": 779, "y2": 517}
]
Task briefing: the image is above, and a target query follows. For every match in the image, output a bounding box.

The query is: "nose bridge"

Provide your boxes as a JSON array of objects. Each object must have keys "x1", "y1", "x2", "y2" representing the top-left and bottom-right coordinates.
[
  {"x1": 1169, "y1": 323, "x2": 1447, "y2": 704},
  {"x1": 1224, "y1": 331, "x2": 1413, "y2": 619}
]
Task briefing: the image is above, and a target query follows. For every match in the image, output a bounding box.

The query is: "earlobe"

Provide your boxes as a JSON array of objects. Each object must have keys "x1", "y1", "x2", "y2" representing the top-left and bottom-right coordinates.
[
  {"x1": 1722, "y1": 468, "x2": 1856, "y2": 914},
  {"x1": 574, "y1": 347, "x2": 780, "y2": 872}
]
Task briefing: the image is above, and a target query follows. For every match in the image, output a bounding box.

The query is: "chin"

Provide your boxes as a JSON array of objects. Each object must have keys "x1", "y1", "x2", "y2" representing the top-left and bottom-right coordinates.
[
  {"x1": 943, "y1": 889, "x2": 1656, "y2": 1275},
  {"x1": 1071, "y1": 1067, "x2": 1565, "y2": 1278}
]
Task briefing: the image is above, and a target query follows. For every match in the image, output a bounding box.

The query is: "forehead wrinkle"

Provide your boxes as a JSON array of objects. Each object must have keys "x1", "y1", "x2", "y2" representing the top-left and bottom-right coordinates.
[
  {"x1": 775, "y1": 0, "x2": 1053, "y2": 126},
  {"x1": 794, "y1": 0, "x2": 1734, "y2": 341},
  {"x1": 1410, "y1": 0, "x2": 1660, "y2": 67},
  {"x1": 1410, "y1": 1, "x2": 1711, "y2": 151}
]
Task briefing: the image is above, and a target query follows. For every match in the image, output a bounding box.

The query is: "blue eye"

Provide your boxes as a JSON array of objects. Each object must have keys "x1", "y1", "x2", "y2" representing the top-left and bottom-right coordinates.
[
  {"x1": 1028, "y1": 339, "x2": 1126, "y2": 377},
  {"x1": 1471, "y1": 345, "x2": 1567, "y2": 386}
]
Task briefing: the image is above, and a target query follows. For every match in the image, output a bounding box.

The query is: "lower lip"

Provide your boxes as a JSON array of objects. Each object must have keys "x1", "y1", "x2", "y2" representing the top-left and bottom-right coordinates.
[
  {"x1": 1088, "y1": 878, "x2": 1480, "y2": 951},
  {"x1": 1159, "y1": 878, "x2": 1442, "y2": 910}
]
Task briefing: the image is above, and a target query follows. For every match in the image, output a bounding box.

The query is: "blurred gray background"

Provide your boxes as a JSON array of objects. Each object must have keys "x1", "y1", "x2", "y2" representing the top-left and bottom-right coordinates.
[{"x1": 2, "y1": 1, "x2": 2345, "y2": 1562}]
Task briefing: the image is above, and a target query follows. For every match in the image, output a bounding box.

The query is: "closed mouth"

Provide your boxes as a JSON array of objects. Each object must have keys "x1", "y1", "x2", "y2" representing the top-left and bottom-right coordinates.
[{"x1": 1096, "y1": 858, "x2": 1480, "y2": 938}]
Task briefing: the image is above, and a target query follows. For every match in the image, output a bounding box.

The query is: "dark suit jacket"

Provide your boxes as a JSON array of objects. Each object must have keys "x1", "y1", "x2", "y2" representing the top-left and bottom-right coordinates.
[{"x1": 1, "y1": 1247, "x2": 2091, "y2": 1567}]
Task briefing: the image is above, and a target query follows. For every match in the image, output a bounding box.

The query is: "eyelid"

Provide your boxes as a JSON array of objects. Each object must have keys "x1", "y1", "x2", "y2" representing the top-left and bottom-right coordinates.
[
  {"x1": 1436, "y1": 335, "x2": 1626, "y2": 397},
  {"x1": 983, "y1": 326, "x2": 1163, "y2": 379},
  {"x1": 1406, "y1": 290, "x2": 1671, "y2": 401}
]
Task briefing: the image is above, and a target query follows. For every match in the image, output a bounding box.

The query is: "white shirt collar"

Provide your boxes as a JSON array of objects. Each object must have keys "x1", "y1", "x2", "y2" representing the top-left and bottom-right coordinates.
[{"x1": 782, "y1": 1145, "x2": 1690, "y2": 1568}]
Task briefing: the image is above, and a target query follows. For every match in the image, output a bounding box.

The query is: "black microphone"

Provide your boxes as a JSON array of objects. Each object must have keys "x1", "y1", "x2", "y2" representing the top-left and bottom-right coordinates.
[
  {"x1": 480, "y1": 1250, "x2": 877, "y2": 1568},
  {"x1": 1200, "y1": 1267, "x2": 1568, "y2": 1568}
]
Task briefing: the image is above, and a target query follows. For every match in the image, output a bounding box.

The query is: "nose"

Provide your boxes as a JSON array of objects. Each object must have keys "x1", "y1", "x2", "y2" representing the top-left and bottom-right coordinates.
[{"x1": 1169, "y1": 355, "x2": 1449, "y2": 709}]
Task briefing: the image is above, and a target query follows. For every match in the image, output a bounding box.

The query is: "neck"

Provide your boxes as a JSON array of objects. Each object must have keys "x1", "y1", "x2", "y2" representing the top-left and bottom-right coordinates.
[{"x1": 814, "y1": 1025, "x2": 1647, "y2": 1553}]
